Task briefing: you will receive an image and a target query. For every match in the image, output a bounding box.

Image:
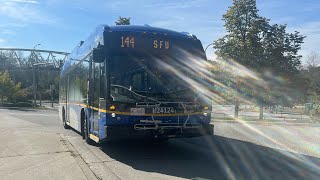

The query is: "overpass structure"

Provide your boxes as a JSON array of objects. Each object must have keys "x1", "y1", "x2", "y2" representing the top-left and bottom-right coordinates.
[{"x1": 0, "y1": 48, "x2": 70, "y2": 69}]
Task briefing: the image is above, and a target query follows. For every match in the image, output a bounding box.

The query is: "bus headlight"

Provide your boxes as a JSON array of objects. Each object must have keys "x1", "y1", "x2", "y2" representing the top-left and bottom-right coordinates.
[
  {"x1": 203, "y1": 112, "x2": 208, "y2": 116},
  {"x1": 110, "y1": 105, "x2": 116, "y2": 111},
  {"x1": 111, "y1": 113, "x2": 116, "y2": 118}
]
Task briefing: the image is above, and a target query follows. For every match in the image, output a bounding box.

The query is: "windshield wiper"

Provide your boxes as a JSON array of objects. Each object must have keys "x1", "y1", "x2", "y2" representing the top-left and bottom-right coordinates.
[{"x1": 111, "y1": 84, "x2": 160, "y2": 102}]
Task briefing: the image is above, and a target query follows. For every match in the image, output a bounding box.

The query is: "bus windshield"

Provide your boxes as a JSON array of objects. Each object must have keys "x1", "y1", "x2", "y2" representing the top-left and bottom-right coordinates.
[{"x1": 110, "y1": 54, "x2": 200, "y2": 103}]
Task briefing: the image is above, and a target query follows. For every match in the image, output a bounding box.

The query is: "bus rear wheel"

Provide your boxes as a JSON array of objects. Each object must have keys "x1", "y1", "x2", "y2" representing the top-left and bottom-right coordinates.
[{"x1": 62, "y1": 107, "x2": 70, "y2": 129}]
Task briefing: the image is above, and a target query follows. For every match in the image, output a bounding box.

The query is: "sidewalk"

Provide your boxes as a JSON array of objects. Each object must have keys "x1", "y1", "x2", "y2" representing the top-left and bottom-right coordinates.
[{"x1": 0, "y1": 113, "x2": 96, "y2": 179}]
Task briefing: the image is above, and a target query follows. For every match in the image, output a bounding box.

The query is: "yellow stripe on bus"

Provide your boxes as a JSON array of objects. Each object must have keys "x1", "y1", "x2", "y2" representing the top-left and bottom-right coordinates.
[{"x1": 75, "y1": 103, "x2": 207, "y2": 117}]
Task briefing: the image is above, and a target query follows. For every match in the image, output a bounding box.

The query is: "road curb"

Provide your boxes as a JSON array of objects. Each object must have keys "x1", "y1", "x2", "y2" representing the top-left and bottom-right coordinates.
[
  {"x1": 212, "y1": 120, "x2": 320, "y2": 126},
  {"x1": 59, "y1": 134, "x2": 99, "y2": 180},
  {"x1": 39, "y1": 107, "x2": 59, "y2": 112}
]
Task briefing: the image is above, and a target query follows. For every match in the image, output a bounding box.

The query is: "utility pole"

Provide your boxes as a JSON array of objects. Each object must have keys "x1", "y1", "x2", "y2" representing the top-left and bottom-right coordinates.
[
  {"x1": 32, "y1": 44, "x2": 41, "y2": 107},
  {"x1": 32, "y1": 65, "x2": 36, "y2": 107},
  {"x1": 50, "y1": 85, "x2": 55, "y2": 108}
]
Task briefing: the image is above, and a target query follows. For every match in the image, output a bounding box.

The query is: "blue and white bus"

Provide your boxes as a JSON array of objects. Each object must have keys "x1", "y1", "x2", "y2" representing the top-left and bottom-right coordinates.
[{"x1": 59, "y1": 25, "x2": 213, "y2": 144}]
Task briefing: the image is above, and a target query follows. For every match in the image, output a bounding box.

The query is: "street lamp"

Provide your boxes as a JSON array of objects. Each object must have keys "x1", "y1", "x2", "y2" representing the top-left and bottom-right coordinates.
[
  {"x1": 205, "y1": 43, "x2": 214, "y2": 53},
  {"x1": 204, "y1": 43, "x2": 214, "y2": 61},
  {"x1": 32, "y1": 44, "x2": 41, "y2": 107},
  {"x1": 33, "y1": 43, "x2": 41, "y2": 50}
]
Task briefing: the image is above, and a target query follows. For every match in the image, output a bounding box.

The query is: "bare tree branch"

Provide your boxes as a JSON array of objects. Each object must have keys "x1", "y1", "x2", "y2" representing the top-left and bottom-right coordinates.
[{"x1": 306, "y1": 51, "x2": 320, "y2": 68}]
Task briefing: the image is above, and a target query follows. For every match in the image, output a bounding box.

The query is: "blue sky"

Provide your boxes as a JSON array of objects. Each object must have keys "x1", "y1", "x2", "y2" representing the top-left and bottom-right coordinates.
[{"x1": 0, "y1": 0, "x2": 319, "y2": 64}]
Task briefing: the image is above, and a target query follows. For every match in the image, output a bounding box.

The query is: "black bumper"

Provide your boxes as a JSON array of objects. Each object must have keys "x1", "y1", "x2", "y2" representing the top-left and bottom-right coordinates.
[{"x1": 104, "y1": 124, "x2": 214, "y2": 140}]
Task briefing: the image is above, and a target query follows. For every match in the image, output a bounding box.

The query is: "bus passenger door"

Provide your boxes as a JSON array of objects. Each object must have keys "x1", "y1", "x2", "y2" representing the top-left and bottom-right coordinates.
[
  {"x1": 90, "y1": 61, "x2": 105, "y2": 136},
  {"x1": 99, "y1": 61, "x2": 106, "y2": 120},
  {"x1": 66, "y1": 75, "x2": 70, "y2": 124}
]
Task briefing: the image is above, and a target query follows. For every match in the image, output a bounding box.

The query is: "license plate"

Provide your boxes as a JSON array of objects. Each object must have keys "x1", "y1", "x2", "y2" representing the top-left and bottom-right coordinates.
[
  {"x1": 153, "y1": 107, "x2": 175, "y2": 114},
  {"x1": 131, "y1": 108, "x2": 145, "y2": 115}
]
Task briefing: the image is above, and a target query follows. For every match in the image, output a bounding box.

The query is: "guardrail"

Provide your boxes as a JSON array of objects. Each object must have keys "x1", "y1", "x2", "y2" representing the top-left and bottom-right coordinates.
[{"x1": 211, "y1": 112, "x2": 310, "y2": 121}]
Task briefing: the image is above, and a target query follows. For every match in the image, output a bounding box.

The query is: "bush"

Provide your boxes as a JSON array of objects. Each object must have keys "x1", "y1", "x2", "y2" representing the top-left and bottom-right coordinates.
[
  {"x1": 39, "y1": 90, "x2": 52, "y2": 100},
  {"x1": 310, "y1": 103, "x2": 320, "y2": 122},
  {"x1": 7, "y1": 87, "x2": 30, "y2": 103},
  {"x1": 25, "y1": 87, "x2": 34, "y2": 100},
  {"x1": 15, "y1": 89, "x2": 28, "y2": 102}
]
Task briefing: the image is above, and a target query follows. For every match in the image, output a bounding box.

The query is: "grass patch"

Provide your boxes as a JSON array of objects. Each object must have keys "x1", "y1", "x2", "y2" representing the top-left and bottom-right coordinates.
[
  {"x1": 212, "y1": 117, "x2": 235, "y2": 121},
  {"x1": 0, "y1": 102, "x2": 33, "y2": 107}
]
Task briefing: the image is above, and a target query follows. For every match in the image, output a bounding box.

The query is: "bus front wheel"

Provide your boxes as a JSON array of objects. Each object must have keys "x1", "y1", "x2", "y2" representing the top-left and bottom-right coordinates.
[{"x1": 83, "y1": 114, "x2": 95, "y2": 145}]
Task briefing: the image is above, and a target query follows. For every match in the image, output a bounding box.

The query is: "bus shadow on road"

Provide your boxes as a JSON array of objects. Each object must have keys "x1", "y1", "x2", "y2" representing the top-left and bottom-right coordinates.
[{"x1": 100, "y1": 135, "x2": 320, "y2": 179}]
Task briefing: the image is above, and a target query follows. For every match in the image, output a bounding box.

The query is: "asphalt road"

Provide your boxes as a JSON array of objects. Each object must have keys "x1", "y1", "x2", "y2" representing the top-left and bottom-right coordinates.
[{"x1": 0, "y1": 108, "x2": 319, "y2": 180}]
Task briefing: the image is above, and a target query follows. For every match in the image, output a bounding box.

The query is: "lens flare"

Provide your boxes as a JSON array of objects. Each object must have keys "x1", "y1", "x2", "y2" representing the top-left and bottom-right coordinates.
[{"x1": 144, "y1": 47, "x2": 319, "y2": 175}]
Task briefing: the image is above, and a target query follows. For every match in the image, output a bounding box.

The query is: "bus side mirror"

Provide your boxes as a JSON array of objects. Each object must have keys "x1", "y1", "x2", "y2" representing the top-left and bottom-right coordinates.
[{"x1": 92, "y1": 46, "x2": 105, "y2": 63}]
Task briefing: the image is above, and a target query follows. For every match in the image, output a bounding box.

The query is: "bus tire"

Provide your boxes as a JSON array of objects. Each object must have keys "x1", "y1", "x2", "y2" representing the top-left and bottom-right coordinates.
[
  {"x1": 83, "y1": 114, "x2": 95, "y2": 145},
  {"x1": 62, "y1": 107, "x2": 70, "y2": 129}
]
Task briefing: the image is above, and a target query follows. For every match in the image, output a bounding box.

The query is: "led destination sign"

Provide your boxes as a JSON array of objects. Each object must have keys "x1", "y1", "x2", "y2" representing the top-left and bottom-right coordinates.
[
  {"x1": 120, "y1": 36, "x2": 170, "y2": 50},
  {"x1": 105, "y1": 31, "x2": 203, "y2": 56}
]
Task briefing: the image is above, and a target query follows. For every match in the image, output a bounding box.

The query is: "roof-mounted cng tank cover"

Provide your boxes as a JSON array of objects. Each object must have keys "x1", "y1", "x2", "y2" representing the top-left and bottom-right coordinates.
[{"x1": 92, "y1": 45, "x2": 105, "y2": 62}]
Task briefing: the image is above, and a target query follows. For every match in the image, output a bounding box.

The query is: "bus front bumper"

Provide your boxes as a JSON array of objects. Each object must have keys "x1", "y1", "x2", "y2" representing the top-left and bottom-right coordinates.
[{"x1": 103, "y1": 123, "x2": 214, "y2": 140}]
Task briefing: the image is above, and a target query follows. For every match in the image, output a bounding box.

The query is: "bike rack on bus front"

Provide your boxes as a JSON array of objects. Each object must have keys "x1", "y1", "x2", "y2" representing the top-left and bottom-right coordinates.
[{"x1": 134, "y1": 101, "x2": 202, "y2": 132}]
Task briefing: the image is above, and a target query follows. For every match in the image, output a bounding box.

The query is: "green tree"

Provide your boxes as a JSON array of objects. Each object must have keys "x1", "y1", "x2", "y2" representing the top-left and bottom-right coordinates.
[
  {"x1": 214, "y1": 0, "x2": 305, "y2": 119},
  {"x1": 115, "y1": 16, "x2": 131, "y2": 25},
  {"x1": 0, "y1": 70, "x2": 21, "y2": 104},
  {"x1": 214, "y1": 0, "x2": 265, "y2": 118}
]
